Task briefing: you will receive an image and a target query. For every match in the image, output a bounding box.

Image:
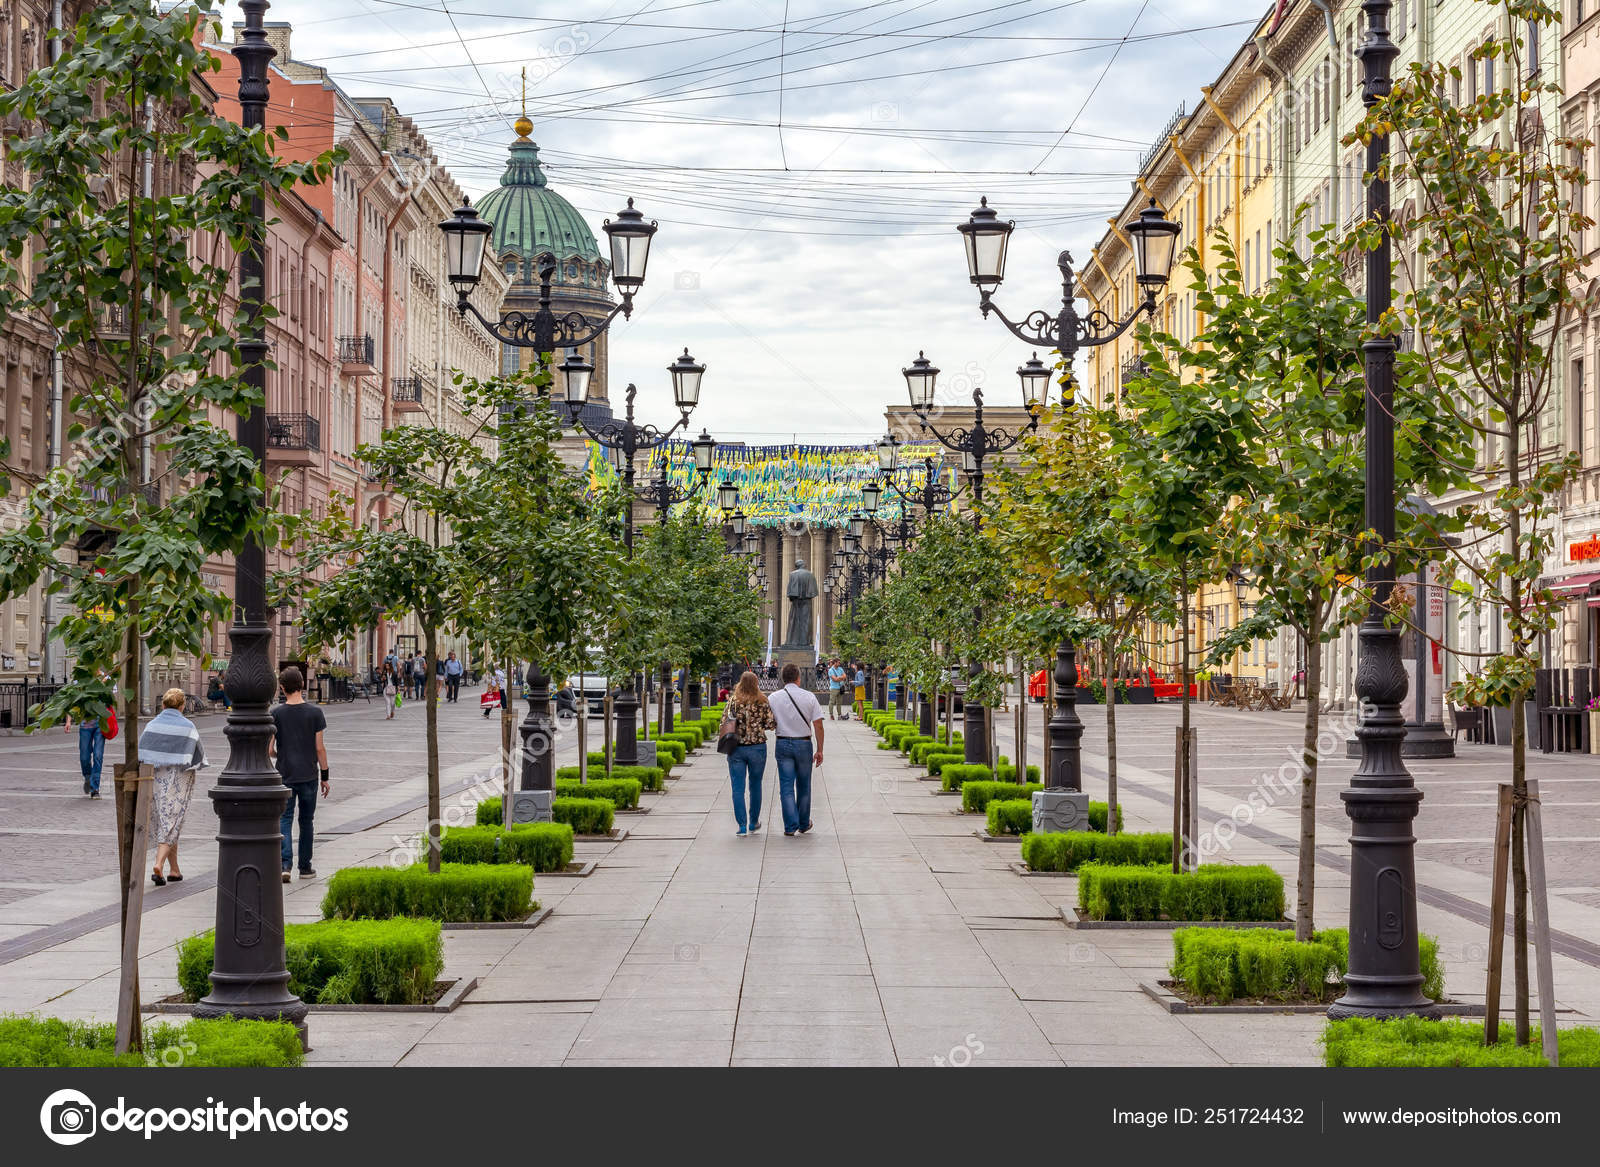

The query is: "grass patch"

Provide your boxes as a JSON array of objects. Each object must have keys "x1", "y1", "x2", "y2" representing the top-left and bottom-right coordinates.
[
  {"x1": 178, "y1": 919, "x2": 443, "y2": 1005},
  {"x1": 320, "y1": 863, "x2": 533, "y2": 922},
  {"x1": 1322, "y1": 1017, "x2": 1600, "y2": 1067}
]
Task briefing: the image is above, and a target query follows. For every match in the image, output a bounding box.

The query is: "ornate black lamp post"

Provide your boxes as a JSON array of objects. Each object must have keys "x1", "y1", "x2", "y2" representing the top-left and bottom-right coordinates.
[
  {"x1": 557, "y1": 352, "x2": 710, "y2": 758},
  {"x1": 440, "y1": 192, "x2": 657, "y2": 821},
  {"x1": 958, "y1": 191, "x2": 1178, "y2": 829},
  {"x1": 196, "y1": 0, "x2": 306, "y2": 1040},
  {"x1": 903, "y1": 353, "x2": 1042, "y2": 766},
  {"x1": 1328, "y1": 0, "x2": 1437, "y2": 1022}
]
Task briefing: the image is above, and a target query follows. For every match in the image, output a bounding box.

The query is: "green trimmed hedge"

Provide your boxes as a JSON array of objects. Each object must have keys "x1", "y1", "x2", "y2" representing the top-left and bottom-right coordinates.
[
  {"x1": 0, "y1": 1016, "x2": 304, "y2": 1067},
  {"x1": 556, "y1": 777, "x2": 641, "y2": 808},
  {"x1": 884, "y1": 725, "x2": 920, "y2": 750},
  {"x1": 995, "y1": 763, "x2": 1042, "y2": 784},
  {"x1": 554, "y1": 796, "x2": 614, "y2": 835},
  {"x1": 940, "y1": 763, "x2": 992, "y2": 791},
  {"x1": 580, "y1": 757, "x2": 665, "y2": 790},
  {"x1": 438, "y1": 822, "x2": 575, "y2": 872},
  {"x1": 661, "y1": 728, "x2": 703, "y2": 750},
  {"x1": 962, "y1": 780, "x2": 1042, "y2": 811},
  {"x1": 925, "y1": 752, "x2": 965, "y2": 777},
  {"x1": 320, "y1": 862, "x2": 534, "y2": 922},
  {"x1": 986, "y1": 798, "x2": 1033, "y2": 836},
  {"x1": 648, "y1": 738, "x2": 687, "y2": 766},
  {"x1": 1322, "y1": 1018, "x2": 1600, "y2": 1067},
  {"x1": 1077, "y1": 863, "x2": 1285, "y2": 922},
  {"x1": 178, "y1": 919, "x2": 443, "y2": 1005},
  {"x1": 1021, "y1": 831, "x2": 1173, "y2": 870},
  {"x1": 1169, "y1": 926, "x2": 1443, "y2": 1005}
]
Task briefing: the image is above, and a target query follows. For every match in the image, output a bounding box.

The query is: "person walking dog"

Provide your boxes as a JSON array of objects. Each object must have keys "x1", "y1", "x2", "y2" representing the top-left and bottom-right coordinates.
[
  {"x1": 769, "y1": 663, "x2": 824, "y2": 836},
  {"x1": 270, "y1": 666, "x2": 328, "y2": 882},
  {"x1": 721, "y1": 671, "x2": 776, "y2": 836}
]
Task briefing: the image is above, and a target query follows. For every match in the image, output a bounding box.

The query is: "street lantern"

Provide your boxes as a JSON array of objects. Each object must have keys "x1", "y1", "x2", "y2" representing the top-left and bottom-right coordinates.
[
  {"x1": 558, "y1": 348, "x2": 594, "y2": 404},
  {"x1": 862, "y1": 480, "x2": 882, "y2": 515},
  {"x1": 743, "y1": 530, "x2": 759, "y2": 555},
  {"x1": 717, "y1": 478, "x2": 739, "y2": 515},
  {"x1": 1126, "y1": 197, "x2": 1181, "y2": 291},
  {"x1": 961, "y1": 447, "x2": 978, "y2": 475},
  {"x1": 602, "y1": 197, "x2": 657, "y2": 291},
  {"x1": 669, "y1": 348, "x2": 706, "y2": 411},
  {"x1": 823, "y1": 577, "x2": 833, "y2": 595},
  {"x1": 691, "y1": 428, "x2": 716, "y2": 477},
  {"x1": 877, "y1": 432, "x2": 900, "y2": 473},
  {"x1": 1232, "y1": 566, "x2": 1251, "y2": 608},
  {"x1": 842, "y1": 531, "x2": 860, "y2": 556},
  {"x1": 730, "y1": 509, "x2": 747, "y2": 537},
  {"x1": 1017, "y1": 352, "x2": 1050, "y2": 408},
  {"x1": 903, "y1": 351, "x2": 939, "y2": 411},
  {"x1": 440, "y1": 199, "x2": 493, "y2": 296},
  {"x1": 956, "y1": 196, "x2": 1013, "y2": 290},
  {"x1": 849, "y1": 513, "x2": 867, "y2": 540}
]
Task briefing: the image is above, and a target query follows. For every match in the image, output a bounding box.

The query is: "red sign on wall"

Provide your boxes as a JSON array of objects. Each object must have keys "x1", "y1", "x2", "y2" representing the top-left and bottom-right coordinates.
[{"x1": 1573, "y1": 535, "x2": 1600, "y2": 562}]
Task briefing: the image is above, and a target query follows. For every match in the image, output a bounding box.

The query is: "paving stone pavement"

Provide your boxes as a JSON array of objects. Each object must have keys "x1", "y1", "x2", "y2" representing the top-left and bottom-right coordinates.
[{"x1": 1, "y1": 695, "x2": 1595, "y2": 1065}]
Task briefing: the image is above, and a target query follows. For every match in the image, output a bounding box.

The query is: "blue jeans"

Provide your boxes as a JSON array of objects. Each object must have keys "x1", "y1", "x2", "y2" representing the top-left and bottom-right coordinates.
[
  {"x1": 280, "y1": 780, "x2": 318, "y2": 872},
  {"x1": 775, "y1": 738, "x2": 813, "y2": 833},
  {"x1": 78, "y1": 725, "x2": 104, "y2": 794},
  {"x1": 727, "y1": 743, "x2": 767, "y2": 831}
]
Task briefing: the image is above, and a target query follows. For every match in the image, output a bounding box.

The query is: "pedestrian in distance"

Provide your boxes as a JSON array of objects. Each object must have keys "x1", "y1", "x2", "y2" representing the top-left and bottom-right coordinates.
[
  {"x1": 269, "y1": 666, "x2": 328, "y2": 883},
  {"x1": 853, "y1": 662, "x2": 867, "y2": 719},
  {"x1": 722, "y1": 670, "x2": 776, "y2": 836},
  {"x1": 826, "y1": 657, "x2": 847, "y2": 721},
  {"x1": 140, "y1": 688, "x2": 208, "y2": 886},
  {"x1": 770, "y1": 662, "x2": 825, "y2": 836},
  {"x1": 481, "y1": 678, "x2": 500, "y2": 718},
  {"x1": 445, "y1": 651, "x2": 464, "y2": 702},
  {"x1": 382, "y1": 664, "x2": 400, "y2": 720}
]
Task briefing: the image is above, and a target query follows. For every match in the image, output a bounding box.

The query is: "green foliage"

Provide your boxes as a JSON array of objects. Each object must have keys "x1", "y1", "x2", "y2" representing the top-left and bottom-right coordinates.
[
  {"x1": 1169, "y1": 927, "x2": 1347, "y2": 1003},
  {"x1": 925, "y1": 752, "x2": 965, "y2": 776},
  {"x1": 436, "y1": 823, "x2": 574, "y2": 872},
  {"x1": 961, "y1": 780, "x2": 1043, "y2": 812},
  {"x1": 579, "y1": 760, "x2": 664, "y2": 791},
  {"x1": 986, "y1": 799, "x2": 1033, "y2": 836},
  {"x1": 939, "y1": 763, "x2": 991, "y2": 791},
  {"x1": 178, "y1": 919, "x2": 443, "y2": 1005},
  {"x1": 553, "y1": 796, "x2": 614, "y2": 835},
  {"x1": 556, "y1": 777, "x2": 643, "y2": 808},
  {"x1": 1021, "y1": 832, "x2": 1173, "y2": 872},
  {"x1": 0, "y1": 1016, "x2": 303, "y2": 1068},
  {"x1": 320, "y1": 863, "x2": 533, "y2": 923},
  {"x1": 0, "y1": 0, "x2": 338, "y2": 735},
  {"x1": 1322, "y1": 1018, "x2": 1600, "y2": 1067},
  {"x1": 1076, "y1": 863, "x2": 1285, "y2": 922},
  {"x1": 994, "y1": 763, "x2": 1042, "y2": 785}
]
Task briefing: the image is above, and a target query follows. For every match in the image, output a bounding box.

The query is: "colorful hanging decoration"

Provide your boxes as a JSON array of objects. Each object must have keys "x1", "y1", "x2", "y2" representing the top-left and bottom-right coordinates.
[{"x1": 586, "y1": 440, "x2": 956, "y2": 528}]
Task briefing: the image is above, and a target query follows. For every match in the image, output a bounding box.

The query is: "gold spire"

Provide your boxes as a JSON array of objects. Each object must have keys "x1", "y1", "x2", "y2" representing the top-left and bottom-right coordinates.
[{"x1": 513, "y1": 66, "x2": 533, "y2": 139}]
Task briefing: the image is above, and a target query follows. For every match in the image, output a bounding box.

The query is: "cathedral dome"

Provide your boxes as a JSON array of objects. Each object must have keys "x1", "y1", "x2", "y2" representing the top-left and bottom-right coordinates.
[{"x1": 474, "y1": 132, "x2": 603, "y2": 282}]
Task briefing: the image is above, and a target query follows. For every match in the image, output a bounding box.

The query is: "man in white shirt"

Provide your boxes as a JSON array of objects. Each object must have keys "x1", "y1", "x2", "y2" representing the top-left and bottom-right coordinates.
[{"x1": 768, "y1": 663, "x2": 825, "y2": 835}]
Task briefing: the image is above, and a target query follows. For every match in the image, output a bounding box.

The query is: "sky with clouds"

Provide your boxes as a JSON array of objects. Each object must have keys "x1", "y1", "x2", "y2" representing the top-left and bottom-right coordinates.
[{"x1": 256, "y1": 0, "x2": 1255, "y2": 444}]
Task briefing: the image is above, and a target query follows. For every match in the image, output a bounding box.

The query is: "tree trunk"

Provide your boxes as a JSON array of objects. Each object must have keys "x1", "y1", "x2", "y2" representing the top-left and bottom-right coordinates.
[
  {"x1": 424, "y1": 626, "x2": 440, "y2": 873},
  {"x1": 116, "y1": 612, "x2": 142, "y2": 1052},
  {"x1": 501, "y1": 654, "x2": 515, "y2": 818},
  {"x1": 1508, "y1": 433, "x2": 1530, "y2": 1045},
  {"x1": 1175, "y1": 574, "x2": 1192, "y2": 872},
  {"x1": 603, "y1": 691, "x2": 614, "y2": 779},
  {"x1": 1295, "y1": 608, "x2": 1324, "y2": 941},
  {"x1": 1104, "y1": 631, "x2": 1120, "y2": 838}
]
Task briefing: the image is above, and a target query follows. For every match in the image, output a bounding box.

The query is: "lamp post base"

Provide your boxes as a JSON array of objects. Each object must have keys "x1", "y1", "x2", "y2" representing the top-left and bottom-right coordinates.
[
  {"x1": 1400, "y1": 720, "x2": 1455, "y2": 758},
  {"x1": 508, "y1": 789, "x2": 554, "y2": 824},
  {"x1": 1031, "y1": 789, "x2": 1089, "y2": 833}
]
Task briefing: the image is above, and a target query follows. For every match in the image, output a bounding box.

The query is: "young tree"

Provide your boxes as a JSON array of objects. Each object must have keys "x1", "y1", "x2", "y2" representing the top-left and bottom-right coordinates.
[
  {"x1": 1354, "y1": 0, "x2": 1587, "y2": 1042},
  {"x1": 990, "y1": 401, "x2": 1175, "y2": 835},
  {"x1": 1181, "y1": 230, "x2": 1464, "y2": 939},
  {"x1": 0, "y1": 1, "x2": 331, "y2": 1049}
]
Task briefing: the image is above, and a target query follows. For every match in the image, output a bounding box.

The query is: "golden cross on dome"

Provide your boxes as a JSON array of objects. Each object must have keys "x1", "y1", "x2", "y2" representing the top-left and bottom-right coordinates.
[{"x1": 514, "y1": 66, "x2": 533, "y2": 139}]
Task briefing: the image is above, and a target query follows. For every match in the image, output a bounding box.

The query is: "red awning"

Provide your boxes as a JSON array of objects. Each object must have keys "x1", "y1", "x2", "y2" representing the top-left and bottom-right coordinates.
[{"x1": 1550, "y1": 571, "x2": 1600, "y2": 596}]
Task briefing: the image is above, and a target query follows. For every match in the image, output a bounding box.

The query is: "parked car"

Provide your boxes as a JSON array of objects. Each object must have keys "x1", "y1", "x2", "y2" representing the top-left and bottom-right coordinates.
[{"x1": 565, "y1": 662, "x2": 608, "y2": 714}]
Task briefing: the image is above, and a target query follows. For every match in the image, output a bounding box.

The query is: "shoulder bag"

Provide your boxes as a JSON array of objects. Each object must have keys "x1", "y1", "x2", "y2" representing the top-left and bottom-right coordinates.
[{"x1": 716, "y1": 704, "x2": 739, "y2": 755}]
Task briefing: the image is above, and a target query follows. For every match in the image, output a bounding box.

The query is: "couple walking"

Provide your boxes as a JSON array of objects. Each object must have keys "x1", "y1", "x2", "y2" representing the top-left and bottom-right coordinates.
[{"x1": 720, "y1": 664, "x2": 824, "y2": 837}]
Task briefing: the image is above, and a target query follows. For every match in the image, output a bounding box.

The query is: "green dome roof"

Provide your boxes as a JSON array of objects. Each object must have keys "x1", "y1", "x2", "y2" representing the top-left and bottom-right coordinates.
[{"x1": 475, "y1": 138, "x2": 601, "y2": 264}]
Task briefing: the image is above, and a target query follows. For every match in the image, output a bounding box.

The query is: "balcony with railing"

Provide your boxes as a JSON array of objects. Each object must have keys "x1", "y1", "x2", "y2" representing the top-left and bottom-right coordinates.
[
  {"x1": 337, "y1": 334, "x2": 376, "y2": 376},
  {"x1": 391, "y1": 375, "x2": 427, "y2": 414},
  {"x1": 1120, "y1": 353, "x2": 1148, "y2": 387},
  {"x1": 266, "y1": 413, "x2": 322, "y2": 467}
]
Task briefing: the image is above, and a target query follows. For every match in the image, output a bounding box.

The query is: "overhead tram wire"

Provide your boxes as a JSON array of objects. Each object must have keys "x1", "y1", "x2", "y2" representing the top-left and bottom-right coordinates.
[{"x1": 1031, "y1": 0, "x2": 1149, "y2": 173}]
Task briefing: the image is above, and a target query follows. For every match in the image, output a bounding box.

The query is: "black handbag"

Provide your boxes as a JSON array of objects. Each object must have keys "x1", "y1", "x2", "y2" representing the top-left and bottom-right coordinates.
[{"x1": 716, "y1": 709, "x2": 739, "y2": 755}]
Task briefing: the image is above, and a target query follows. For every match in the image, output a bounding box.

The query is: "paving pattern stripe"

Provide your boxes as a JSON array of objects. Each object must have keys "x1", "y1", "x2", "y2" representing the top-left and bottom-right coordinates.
[{"x1": 0, "y1": 774, "x2": 481, "y2": 966}]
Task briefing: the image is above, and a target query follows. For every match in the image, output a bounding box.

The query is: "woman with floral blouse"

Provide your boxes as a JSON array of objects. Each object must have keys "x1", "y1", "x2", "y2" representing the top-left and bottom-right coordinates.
[{"x1": 722, "y1": 671, "x2": 777, "y2": 836}]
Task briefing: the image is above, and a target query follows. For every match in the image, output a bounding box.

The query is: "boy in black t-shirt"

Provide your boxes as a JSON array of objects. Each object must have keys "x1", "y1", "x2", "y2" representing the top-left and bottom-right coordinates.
[{"x1": 269, "y1": 666, "x2": 328, "y2": 882}]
